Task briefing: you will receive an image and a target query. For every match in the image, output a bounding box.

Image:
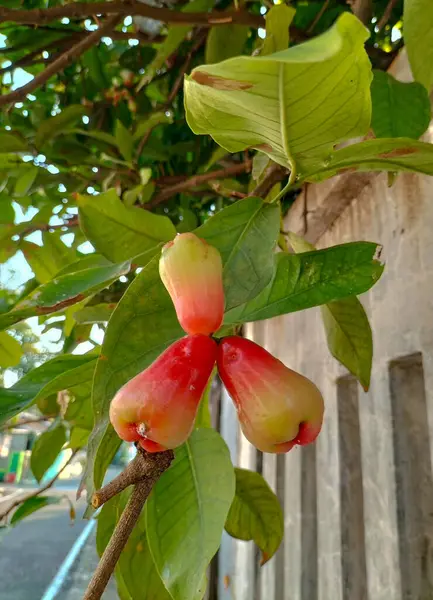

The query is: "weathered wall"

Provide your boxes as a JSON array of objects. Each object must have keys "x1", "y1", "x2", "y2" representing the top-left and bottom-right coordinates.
[{"x1": 219, "y1": 52, "x2": 433, "y2": 600}]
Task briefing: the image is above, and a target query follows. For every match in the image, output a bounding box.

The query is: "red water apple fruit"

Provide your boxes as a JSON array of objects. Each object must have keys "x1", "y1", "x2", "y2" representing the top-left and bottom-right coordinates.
[
  {"x1": 217, "y1": 336, "x2": 324, "y2": 453},
  {"x1": 109, "y1": 334, "x2": 217, "y2": 452}
]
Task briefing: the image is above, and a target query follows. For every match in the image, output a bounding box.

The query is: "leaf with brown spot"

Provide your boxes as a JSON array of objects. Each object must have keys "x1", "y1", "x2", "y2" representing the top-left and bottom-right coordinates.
[
  {"x1": 191, "y1": 70, "x2": 253, "y2": 90},
  {"x1": 300, "y1": 138, "x2": 433, "y2": 183},
  {"x1": 185, "y1": 14, "x2": 372, "y2": 174},
  {"x1": 0, "y1": 260, "x2": 130, "y2": 331}
]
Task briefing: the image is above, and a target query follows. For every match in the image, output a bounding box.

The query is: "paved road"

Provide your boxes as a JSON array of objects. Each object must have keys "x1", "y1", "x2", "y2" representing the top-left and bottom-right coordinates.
[{"x1": 0, "y1": 485, "x2": 88, "y2": 600}]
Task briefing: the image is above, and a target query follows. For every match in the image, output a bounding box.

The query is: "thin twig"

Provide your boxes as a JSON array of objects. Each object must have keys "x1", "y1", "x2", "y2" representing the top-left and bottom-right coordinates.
[
  {"x1": 249, "y1": 162, "x2": 287, "y2": 199},
  {"x1": 376, "y1": 0, "x2": 398, "y2": 31},
  {"x1": 0, "y1": 450, "x2": 78, "y2": 524},
  {"x1": 306, "y1": 0, "x2": 330, "y2": 35},
  {"x1": 150, "y1": 160, "x2": 252, "y2": 205},
  {"x1": 19, "y1": 216, "x2": 79, "y2": 237},
  {"x1": 0, "y1": 3, "x2": 264, "y2": 28},
  {"x1": 0, "y1": 416, "x2": 54, "y2": 431},
  {"x1": 0, "y1": 16, "x2": 121, "y2": 108},
  {"x1": 91, "y1": 450, "x2": 171, "y2": 508},
  {"x1": 83, "y1": 449, "x2": 174, "y2": 600}
]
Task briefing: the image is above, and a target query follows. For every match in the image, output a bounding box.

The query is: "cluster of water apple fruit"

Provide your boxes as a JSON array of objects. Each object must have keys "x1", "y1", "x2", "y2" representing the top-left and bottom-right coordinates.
[{"x1": 109, "y1": 233, "x2": 324, "y2": 454}]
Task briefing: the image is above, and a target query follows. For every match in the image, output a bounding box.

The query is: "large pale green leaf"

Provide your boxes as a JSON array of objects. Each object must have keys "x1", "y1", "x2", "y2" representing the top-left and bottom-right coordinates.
[
  {"x1": 31, "y1": 422, "x2": 67, "y2": 483},
  {"x1": 205, "y1": 25, "x2": 250, "y2": 64},
  {"x1": 185, "y1": 13, "x2": 371, "y2": 176},
  {"x1": 97, "y1": 490, "x2": 171, "y2": 600},
  {"x1": 262, "y1": 3, "x2": 296, "y2": 54},
  {"x1": 225, "y1": 468, "x2": 283, "y2": 564},
  {"x1": 224, "y1": 242, "x2": 383, "y2": 325},
  {"x1": 0, "y1": 331, "x2": 22, "y2": 368},
  {"x1": 288, "y1": 232, "x2": 372, "y2": 390},
  {"x1": 196, "y1": 197, "x2": 280, "y2": 309},
  {"x1": 0, "y1": 260, "x2": 130, "y2": 330},
  {"x1": 78, "y1": 189, "x2": 176, "y2": 262},
  {"x1": 404, "y1": 0, "x2": 433, "y2": 92},
  {"x1": 301, "y1": 138, "x2": 433, "y2": 182},
  {"x1": 80, "y1": 254, "x2": 183, "y2": 506},
  {"x1": 0, "y1": 354, "x2": 97, "y2": 424},
  {"x1": 146, "y1": 429, "x2": 235, "y2": 600},
  {"x1": 371, "y1": 70, "x2": 431, "y2": 139},
  {"x1": 11, "y1": 496, "x2": 62, "y2": 526}
]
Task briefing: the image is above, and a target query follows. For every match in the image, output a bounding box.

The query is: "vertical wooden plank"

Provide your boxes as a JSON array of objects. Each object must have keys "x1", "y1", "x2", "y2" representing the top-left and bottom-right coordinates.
[
  {"x1": 358, "y1": 369, "x2": 401, "y2": 600},
  {"x1": 301, "y1": 443, "x2": 318, "y2": 600},
  {"x1": 232, "y1": 322, "x2": 258, "y2": 600},
  {"x1": 389, "y1": 354, "x2": 433, "y2": 600},
  {"x1": 218, "y1": 385, "x2": 239, "y2": 600},
  {"x1": 337, "y1": 377, "x2": 368, "y2": 600}
]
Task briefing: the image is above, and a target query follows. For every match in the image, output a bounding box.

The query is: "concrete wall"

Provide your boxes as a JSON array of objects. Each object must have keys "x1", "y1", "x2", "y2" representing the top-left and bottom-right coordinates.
[{"x1": 220, "y1": 52, "x2": 433, "y2": 600}]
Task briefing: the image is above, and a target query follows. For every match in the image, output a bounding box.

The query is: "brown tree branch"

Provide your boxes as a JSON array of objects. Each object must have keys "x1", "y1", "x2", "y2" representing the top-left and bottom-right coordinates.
[
  {"x1": 249, "y1": 162, "x2": 288, "y2": 199},
  {"x1": 91, "y1": 449, "x2": 171, "y2": 508},
  {"x1": 0, "y1": 16, "x2": 121, "y2": 108},
  {"x1": 376, "y1": 0, "x2": 398, "y2": 31},
  {"x1": 83, "y1": 449, "x2": 174, "y2": 600},
  {"x1": 19, "y1": 216, "x2": 79, "y2": 237},
  {"x1": 150, "y1": 160, "x2": 252, "y2": 206},
  {"x1": 0, "y1": 450, "x2": 78, "y2": 524},
  {"x1": 0, "y1": 3, "x2": 264, "y2": 29}
]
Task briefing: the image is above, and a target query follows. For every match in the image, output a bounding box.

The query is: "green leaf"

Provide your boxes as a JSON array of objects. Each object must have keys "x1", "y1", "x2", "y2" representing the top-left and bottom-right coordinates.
[
  {"x1": 301, "y1": 138, "x2": 433, "y2": 182},
  {"x1": 146, "y1": 429, "x2": 235, "y2": 600},
  {"x1": 35, "y1": 105, "x2": 89, "y2": 148},
  {"x1": 11, "y1": 496, "x2": 61, "y2": 526},
  {"x1": 73, "y1": 303, "x2": 116, "y2": 324},
  {"x1": 97, "y1": 491, "x2": 171, "y2": 600},
  {"x1": 195, "y1": 371, "x2": 214, "y2": 429},
  {"x1": 0, "y1": 354, "x2": 97, "y2": 424},
  {"x1": 0, "y1": 331, "x2": 22, "y2": 368},
  {"x1": 80, "y1": 254, "x2": 183, "y2": 506},
  {"x1": 205, "y1": 25, "x2": 250, "y2": 64},
  {"x1": 321, "y1": 299, "x2": 372, "y2": 391},
  {"x1": 0, "y1": 133, "x2": 28, "y2": 153},
  {"x1": 224, "y1": 242, "x2": 384, "y2": 325},
  {"x1": 225, "y1": 468, "x2": 283, "y2": 564},
  {"x1": 115, "y1": 121, "x2": 134, "y2": 164},
  {"x1": 77, "y1": 189, "x2": 176, "y2": 262},
  {"x1": 137, "y1": 0, "x2": 214, "y2": 88},
  {"x1": 69, "y1": 426, "x2": 90, "y2": 449},
  {"x1": 31, "y1": 422, "x2": 67, "y2": 483},
  {"x1": 185, "y1": 13, "x2": 371, "y2": 175},
  {"x1": 14, "y1": 166, "x2": 38, "y2": 197},
  {"x1": 133, "y1": 112, "x2": 173, "y2": 141},
  {"x1": 262, "y1": 3, "x2": 296, "y2": 54},
  {"x1": 82, "y1": 46, "x2": 109, "y2": 89},
  {"x1": 197, "y1": 197, "x2": 280, "y2": 309},
  {"x1": 21, "y1": 241, "x2": 62, "y2": 284},
  {"x1": 370, "y1": 70, "x2": 431, "y2": 139},
  {"x1": 0, "y1": 259, "x2": 130, "y2": 330},
  {"x1": 404, "y1": 0, "x2": 433, "y2": 92},
  {"x1": 288, "y1": 232, "x2": 372, "y2": 390}
]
